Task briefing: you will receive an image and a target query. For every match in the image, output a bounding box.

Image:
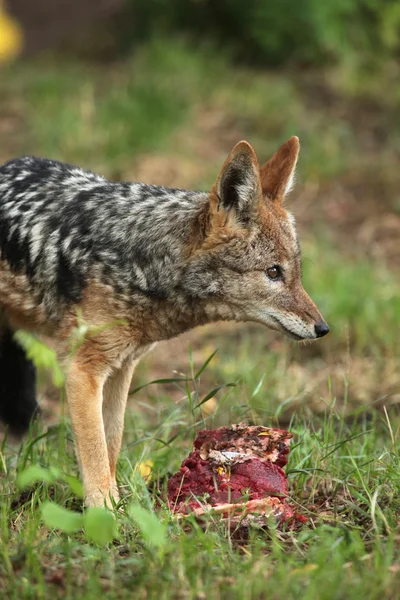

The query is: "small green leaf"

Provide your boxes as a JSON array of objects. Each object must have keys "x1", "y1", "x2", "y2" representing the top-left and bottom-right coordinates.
[
  {"x1": 251, "y1": 374, "x2": 266, "y2": 398},
  {"x1": 17, "y1": 465, "x2": 60, "y2": 489},
  {"x1": 62, "y1": 475, "x2": 84, "y2": 498},
  {"x1": 14, "y1": 331, "x2": 65, "y2": 387},
  {"x1": 193, "y1": 383, "x2": 236, "y2": 410},
  {"x1": 42, "y1": 501, "x2": 84, "y2": 533},
  {"x1": 84, "y1": 508, "x2": 117, "y2": 545},
  {"x1": 194, "y1": 349, "x2": 218, "y2": 379},
  {"x1": 129, "y1": 504, "x2": 167, "y2": 548},
  {"x1": 129, "y1": 378, "x2": 186, "y2": 396}
]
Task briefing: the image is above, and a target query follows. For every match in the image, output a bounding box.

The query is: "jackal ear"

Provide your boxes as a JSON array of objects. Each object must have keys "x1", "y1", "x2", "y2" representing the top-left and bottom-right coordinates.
[
  {"x1": 260, "y1": 136, "x2": 300, "y2": 201},
  {"x1": 213, "y1": 141, "x2": 261, "y2": 225}
]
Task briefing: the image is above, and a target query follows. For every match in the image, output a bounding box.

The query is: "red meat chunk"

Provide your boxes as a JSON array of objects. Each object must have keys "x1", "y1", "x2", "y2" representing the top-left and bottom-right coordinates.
[
  {"x1": 227, "y1": 460, "x2": 287, "y2": 500},
  {"x1": 167, "y1": 424, "x2": 302, "y2": 525}
]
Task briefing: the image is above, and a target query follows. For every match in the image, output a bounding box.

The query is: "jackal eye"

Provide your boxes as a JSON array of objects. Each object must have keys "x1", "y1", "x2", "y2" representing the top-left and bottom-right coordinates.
[{"x1": 266, "y1": 266, "x2": 281, "y2": 280}]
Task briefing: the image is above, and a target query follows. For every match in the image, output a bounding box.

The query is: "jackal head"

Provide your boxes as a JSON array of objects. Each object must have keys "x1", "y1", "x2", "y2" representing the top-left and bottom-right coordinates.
[{"x1": 182, "y1": 137, "x2": 329, "y2": 341}]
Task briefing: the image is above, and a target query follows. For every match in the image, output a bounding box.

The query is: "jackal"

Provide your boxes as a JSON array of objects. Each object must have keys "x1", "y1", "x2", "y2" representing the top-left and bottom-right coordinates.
[{"x1": 0, "y1": 137, "x2": 328, "y2": 507}]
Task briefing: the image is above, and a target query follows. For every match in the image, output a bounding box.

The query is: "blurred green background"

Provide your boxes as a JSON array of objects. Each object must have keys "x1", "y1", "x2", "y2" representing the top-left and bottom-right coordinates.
[{"x1": 0, "y1": 0, "x2": 399, "y2": 421}]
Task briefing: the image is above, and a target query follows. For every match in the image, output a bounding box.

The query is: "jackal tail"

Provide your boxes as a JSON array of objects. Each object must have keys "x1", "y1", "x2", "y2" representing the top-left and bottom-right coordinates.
[{"x1": 0, "y1": 327, "x2": 39, "y2": 436}]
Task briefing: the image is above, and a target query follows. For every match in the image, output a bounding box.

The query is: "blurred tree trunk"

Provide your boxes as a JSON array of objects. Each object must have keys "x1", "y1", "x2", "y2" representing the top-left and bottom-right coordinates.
[{"x1": 7, "y1": 0, "x2": 123, "y2": 55}]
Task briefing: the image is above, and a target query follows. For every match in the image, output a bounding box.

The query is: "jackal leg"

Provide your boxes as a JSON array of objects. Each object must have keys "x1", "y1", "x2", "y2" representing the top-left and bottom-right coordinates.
[
  {"x1": 102, "y1": 356, "x2": 138, "y2": 502},
  {"x1": 65, "y1": 360, "x2": 111, "y2": 508}
]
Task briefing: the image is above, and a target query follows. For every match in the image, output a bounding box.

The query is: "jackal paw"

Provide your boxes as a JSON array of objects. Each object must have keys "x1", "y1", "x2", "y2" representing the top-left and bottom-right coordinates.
[
  {"x1": 111, "y1": 481, "x2": 120, "y2": 504},
  {"x1": 85, "y1": 487, "x2": 118, "y2": 509}
]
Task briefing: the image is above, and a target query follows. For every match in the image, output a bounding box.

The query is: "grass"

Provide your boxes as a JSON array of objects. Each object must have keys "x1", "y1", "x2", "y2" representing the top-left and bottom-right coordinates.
[
  {"x1": 1, "y1": 381, "x2": 399, "y2": 599},
  {"x1": 0, "y1": 38, "x2": 399, "y2": 599}
]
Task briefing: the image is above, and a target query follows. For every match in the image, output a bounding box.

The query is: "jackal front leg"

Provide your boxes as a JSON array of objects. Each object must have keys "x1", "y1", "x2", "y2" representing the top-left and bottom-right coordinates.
[
  {"x1": 65, "y1": 359, "x2": 112, "y2": 508},
  {"x1": 102, "y1": 356, "x2": 139, "y2": 503}
]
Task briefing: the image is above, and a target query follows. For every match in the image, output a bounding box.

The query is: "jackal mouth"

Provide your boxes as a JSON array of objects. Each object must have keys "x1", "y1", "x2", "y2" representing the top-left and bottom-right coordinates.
[{"x1": 269, "y1": 316, "x2": 309, "y2": 341}]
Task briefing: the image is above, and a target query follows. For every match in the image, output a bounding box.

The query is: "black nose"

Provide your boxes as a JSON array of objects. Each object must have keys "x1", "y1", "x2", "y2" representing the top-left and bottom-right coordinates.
[{"x1": 315, "y1": 322, "x2": 330, "y2": 338}]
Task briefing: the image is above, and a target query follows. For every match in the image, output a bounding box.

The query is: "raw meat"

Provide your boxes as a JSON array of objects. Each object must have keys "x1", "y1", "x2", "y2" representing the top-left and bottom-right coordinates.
[{"x1": 168, "y1": 424, "x2": 303, "y2": 525}]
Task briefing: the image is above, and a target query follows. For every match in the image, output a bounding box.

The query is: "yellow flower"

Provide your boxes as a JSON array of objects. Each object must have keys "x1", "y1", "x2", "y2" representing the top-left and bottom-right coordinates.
[
  {"x1": 137, "y1": 460, "x2": 153, "y2": 482},
  {"x1": 0, "y1": 5, "x2": 23, "y2": 62},
  {"x1": 201, "y1": 396, "x2": 218, "y2": 416}
]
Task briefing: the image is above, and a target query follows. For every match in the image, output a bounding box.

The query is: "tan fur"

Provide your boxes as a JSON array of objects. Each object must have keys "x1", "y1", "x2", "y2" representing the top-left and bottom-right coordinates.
[
  {"x1": 260, "y1": 136, "x2": 299, "y2": 199},
  {"x1": 66, "y1": 353, "x2": 142, "y2": 508},
  {"x1": 103, "y1": 357, "x2": 139, "y2": 488},
  {"x1": 0, "y1": 261, "x2": 49, "y2": 333},
  {"x1": 65, "y1": 359, "x2": 111, "y2": 507}
]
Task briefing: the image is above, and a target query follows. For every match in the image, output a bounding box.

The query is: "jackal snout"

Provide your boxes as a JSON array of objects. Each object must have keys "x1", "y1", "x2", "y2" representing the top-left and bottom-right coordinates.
[
  {"x1": 265, "y1": 283, "x2": 329, "y2": 342},
  {"x1": 288, "y1": 284, "x2": 329, "y2": 340}
]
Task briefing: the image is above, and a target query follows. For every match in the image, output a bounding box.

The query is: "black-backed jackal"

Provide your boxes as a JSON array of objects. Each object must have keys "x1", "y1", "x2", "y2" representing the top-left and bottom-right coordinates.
[{"x1": 0, "y1": 137, "x2": 328, "y2": 507}]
